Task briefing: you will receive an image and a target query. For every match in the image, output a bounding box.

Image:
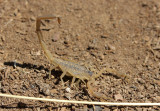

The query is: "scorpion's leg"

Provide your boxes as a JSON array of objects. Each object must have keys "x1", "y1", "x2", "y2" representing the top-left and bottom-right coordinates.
[
  {"x1": 76, "y1": 79, "x2": 81, "y2": 85},
  {"x1": 60, "y1": 71, "x2": 67, "y2": 86},
  {"x1": 71, "y1": 77, "x2": 86, "y2": 87},
  {"x1": 87, "y1": 80, "x2": 111, "y2": 100},
  {"x1": 74, "y1": 79, "x2": 83, "y2": 88},
  {"x1": 71, "y1": 77, "x2": 76, "y2": 87},
  {"x1": 49, "y1": 65, "x2": 58, "y2": 79},
  {"x1": 87, "y1": 67, "x2": 129, "y2": 100},
  {"x1": 79, "y1": 79, "x2": 86, "y2": 86}
]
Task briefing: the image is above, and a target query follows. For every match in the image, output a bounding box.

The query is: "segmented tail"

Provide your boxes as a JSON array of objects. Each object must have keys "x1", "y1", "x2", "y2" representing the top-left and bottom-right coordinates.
[{"x1": 36, "y1": 16, "x2": 61, "y2": 62}]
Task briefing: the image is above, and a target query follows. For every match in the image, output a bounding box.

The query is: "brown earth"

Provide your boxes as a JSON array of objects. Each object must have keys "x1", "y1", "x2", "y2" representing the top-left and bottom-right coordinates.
[{"x1": 0, "y1": 0, "x2": 160, "y2": 110}]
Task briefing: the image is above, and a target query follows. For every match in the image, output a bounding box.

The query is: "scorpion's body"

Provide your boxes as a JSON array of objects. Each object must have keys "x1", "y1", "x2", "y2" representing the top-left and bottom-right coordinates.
[
  {"x1": 36, "y1": 16, "x2": 128, "y2": 100},
  {"x1": 54, "y1": 58, "x2": 93, "y2": 79}
]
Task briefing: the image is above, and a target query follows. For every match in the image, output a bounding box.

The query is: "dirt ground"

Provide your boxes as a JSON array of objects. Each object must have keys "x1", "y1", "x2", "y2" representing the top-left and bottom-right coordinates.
[{"x1": 0, "y1": 0, "x2": 160, "y2": 110}]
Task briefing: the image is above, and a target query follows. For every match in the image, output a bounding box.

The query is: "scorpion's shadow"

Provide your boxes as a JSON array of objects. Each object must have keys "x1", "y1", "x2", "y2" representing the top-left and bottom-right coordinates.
[
  {"x1": 4, "y1": 61, "x2": 47, "y2": 71},
  {"x1": 3, "y1": 61, "x2": 66, "y2": 82}
]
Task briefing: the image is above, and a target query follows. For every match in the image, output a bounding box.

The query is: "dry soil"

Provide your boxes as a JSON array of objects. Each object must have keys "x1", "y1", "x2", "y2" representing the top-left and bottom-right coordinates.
[{"x1": 0, "y1": 0, "x2": 160, "y2": 111}]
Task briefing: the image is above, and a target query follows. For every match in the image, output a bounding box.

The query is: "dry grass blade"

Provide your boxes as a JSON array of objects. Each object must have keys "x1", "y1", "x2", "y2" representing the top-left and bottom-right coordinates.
[{"x1": 0, "y1": 93, "x2": 160, "y2": 106}]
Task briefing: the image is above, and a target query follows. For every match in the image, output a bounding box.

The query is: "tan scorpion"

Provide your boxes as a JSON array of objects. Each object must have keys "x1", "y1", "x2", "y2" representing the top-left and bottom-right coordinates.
[{"x1": 36, "y1": 16, "x2": 129, "y2": 100}]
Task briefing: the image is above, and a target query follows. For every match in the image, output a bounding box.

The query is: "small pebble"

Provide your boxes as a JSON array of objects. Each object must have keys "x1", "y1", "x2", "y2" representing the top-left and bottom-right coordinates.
[
  {"x1": 64, "y1": 93, "x2": 71, "y2": 100},
  {"x1": 136, "y1": 78, "x2": 145, "y2": 84},
  {"x1": 13, "y1": 60, "x2": 17, "y2": 68},
  {"x1": 101, "y1": 35, "x2": 108, "y2": 38},
  {"x1": 65, "y1": 87, "x2": 71, "y2": 93},
  {"x1": 0, "y1": 50, "x2": 4, "y2": 54},
  {"x1": 114, "y1": 93, "x2": 123, "y2": 101},
  {"x1": 98, "y1": 53, "x2": 105, "y2": 60},
  {"x1": 35, "y1": 51, "x2": 41, "y2": 56},
  {"x1": 52, "y1": 32, "x2": 60, "y2": 42},
  {"x1": 1, "y1": 35, "x2": 5, "y2": 42},
  {"x1": 36, "y1": 81, "x2": 51, "y2": 96}
]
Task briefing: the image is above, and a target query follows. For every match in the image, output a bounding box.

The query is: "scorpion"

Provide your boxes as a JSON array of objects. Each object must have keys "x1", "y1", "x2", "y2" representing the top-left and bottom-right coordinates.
[{"x1": 36, "y1": 16, "x2": 129, "y2": 100}]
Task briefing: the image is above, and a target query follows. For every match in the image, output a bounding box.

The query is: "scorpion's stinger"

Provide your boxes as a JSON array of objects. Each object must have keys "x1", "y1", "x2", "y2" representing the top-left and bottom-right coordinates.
[{"x1": 36, "y1": 16, "x2": 61, "y2": 40}]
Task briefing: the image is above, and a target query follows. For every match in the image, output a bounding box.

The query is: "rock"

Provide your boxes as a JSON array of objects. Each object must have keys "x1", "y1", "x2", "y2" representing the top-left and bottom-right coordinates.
[
  {"x1": 52, "y1": 32, "x2": 60, "y2": 42},
  {"x1": 36, "y1": 81, "x2": 51, "y2": 96},
  {"x1": 155, "y1": 96, "x2": 160, "y2": 102},
  {"x1": 114, "y1": 93, "x2": 123, "y2": 101},
  {"x1": 64, "y1": 93, "x2": 71, "y2": 100},
  {"x1": 136, "y1": 78, "x2": 145, "y2": 84},
  {"x1": 65, "y1": 87, "x2": 71, "y2": 93}
]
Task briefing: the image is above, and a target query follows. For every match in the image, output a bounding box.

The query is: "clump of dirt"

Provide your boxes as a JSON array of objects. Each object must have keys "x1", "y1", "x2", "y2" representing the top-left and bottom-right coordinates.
[{"x1": 0, "y1": 0, "x2": 160, "y2": 110}]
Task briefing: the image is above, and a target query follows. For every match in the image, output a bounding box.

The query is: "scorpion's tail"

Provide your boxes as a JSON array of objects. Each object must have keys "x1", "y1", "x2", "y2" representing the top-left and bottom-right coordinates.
[{"x1": 36, "y1": 16, "x2": 61, "y2": 62}]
